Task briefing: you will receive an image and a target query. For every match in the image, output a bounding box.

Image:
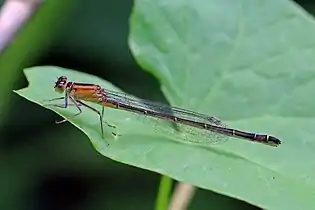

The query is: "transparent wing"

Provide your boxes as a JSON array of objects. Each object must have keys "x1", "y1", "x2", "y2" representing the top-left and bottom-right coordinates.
[{"x1": 102, "y1": 89, "x2": 230, "y2": 145}]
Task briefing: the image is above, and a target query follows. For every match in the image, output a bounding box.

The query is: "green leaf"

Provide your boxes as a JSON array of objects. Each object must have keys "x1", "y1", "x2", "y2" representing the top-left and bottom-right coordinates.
[
  {"x1": 128, "y1": 0, "x2": 315, "y2": 208},
  {"x1": 15, "y1": 60, "x2": 313, "y2": 210}
]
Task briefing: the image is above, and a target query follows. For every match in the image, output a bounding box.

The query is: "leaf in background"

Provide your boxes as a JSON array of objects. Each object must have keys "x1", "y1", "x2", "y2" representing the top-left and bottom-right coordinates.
[
  {"x1": 128, "y1": 0, "x2": 315, "y2": 209},
  {"x1": 0, "y1": 0, "x2": 72, "y2": 126}
]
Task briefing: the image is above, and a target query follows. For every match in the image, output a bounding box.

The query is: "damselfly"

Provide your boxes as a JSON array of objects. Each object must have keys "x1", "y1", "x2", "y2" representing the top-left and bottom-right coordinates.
[{"x1": 45, "y1": 76, "x2": 281, "y2": 147}]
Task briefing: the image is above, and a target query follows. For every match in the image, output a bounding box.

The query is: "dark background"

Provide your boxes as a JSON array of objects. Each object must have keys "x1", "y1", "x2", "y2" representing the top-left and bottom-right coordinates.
[{"x1": 0, "y1": 0, "x2": 312, "y2": 209}]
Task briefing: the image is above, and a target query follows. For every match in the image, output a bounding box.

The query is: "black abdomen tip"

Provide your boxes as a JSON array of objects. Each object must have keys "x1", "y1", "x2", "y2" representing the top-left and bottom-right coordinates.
[{"x1": 268, "y1": 136, "x2": 281, "y2": 146}]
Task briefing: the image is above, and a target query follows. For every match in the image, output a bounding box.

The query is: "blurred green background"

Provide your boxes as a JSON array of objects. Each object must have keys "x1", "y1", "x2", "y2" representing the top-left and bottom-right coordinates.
[{"x1": 0, "y1": 0, "x2": 313, "y2": 209}]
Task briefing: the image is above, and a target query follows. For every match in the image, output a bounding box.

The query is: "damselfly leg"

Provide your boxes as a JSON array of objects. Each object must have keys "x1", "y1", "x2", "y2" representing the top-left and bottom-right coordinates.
[{"x1": 43, "y1": 95, "x2": 117, "y2": 139}]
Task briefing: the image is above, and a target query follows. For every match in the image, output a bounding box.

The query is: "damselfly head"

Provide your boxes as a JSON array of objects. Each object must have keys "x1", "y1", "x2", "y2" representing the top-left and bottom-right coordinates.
[{"x1": 54, "y1": 76, "x2": 68, "y2": 93}]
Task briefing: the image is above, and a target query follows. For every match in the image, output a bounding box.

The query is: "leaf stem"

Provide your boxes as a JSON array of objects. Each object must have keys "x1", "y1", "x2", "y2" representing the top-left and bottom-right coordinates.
[{"x1": 155, "y1": 175, "x2": 173, "y2": 210}]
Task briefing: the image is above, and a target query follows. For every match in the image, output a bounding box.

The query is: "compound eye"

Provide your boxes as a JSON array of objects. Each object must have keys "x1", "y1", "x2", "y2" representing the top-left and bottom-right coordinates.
[
  {"x1": 59, "y1": 76, "x2": 67, "y2": 81},
  {"x1": 54, "y1": 76, "x2": 68, "y2": 92}
]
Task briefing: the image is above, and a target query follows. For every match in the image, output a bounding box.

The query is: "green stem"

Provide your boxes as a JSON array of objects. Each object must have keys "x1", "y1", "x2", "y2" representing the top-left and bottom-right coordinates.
[{"x1": 155, "y1": 175, "x2": 173, "y2": 210}]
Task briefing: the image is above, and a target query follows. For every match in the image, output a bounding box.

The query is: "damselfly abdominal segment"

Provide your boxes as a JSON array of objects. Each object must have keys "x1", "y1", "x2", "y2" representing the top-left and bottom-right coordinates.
[{"x1": 45, "y1": 76, "x2": 281, "y2": 147}]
